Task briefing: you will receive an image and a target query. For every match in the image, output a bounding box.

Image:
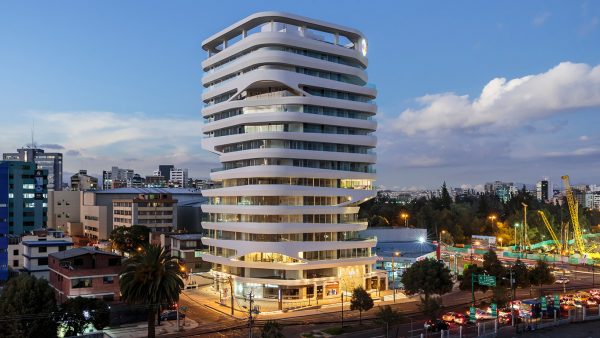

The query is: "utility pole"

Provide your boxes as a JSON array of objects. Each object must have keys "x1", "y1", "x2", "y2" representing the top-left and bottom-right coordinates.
[
  {"x1": 229, "y1": 276, "x2": 234, "y2": 315},
  {"x1": 247, "y1": 290, "x2": 255, "y2": 338},
  {"x1": 341, "y1": 292, "x2": 344, "y2": 327}
]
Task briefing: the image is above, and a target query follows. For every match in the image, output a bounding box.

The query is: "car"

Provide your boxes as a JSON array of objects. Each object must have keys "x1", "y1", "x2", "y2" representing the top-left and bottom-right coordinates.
[
  {"x1": 442, "y1": 312, "x2": 457, "y2": 322},
  {"x1": 424, "y1": 319, "x2": 450, "y2": 332},
  {"x1": 589, "y1": 289, "x2": 600, "y2": 295},
  {"x1": 160, "y1": 310, "x2": 185, "y2": 321},
  {"x1": 453, "y1": 313, "x2": 468, "y2": 325},
  {"x1": 555, "y1": 277, "x2": 570, "y2": 284}
]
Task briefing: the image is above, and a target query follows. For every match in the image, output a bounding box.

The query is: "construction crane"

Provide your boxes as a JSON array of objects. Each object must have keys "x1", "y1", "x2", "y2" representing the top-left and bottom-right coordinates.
[
  {"x1": 537, "y1": 210, "x2": 562, "y2": 253},
  {"x1": 561, "y1": 175, "x2": 586, "y2": 254},
  {"x1": 521, "y1": 203, "x2": 532, "y2": 250}
]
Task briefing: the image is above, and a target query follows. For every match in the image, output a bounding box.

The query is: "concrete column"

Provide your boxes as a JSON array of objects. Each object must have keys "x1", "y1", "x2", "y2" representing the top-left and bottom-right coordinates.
[{"x1": 242, "y1": 29, "x2": 247, "y2": 38}]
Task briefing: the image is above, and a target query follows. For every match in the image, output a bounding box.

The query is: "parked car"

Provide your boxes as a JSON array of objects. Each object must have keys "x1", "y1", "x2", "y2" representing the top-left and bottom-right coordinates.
[
  {"x1": 442, "y1": 312, "x2": 457, "y2": 322},
  {"x1": 424, "y1": 319, "x2": 450, "y2": 332},
  {"x1": 555, "y1": 277, "x2": 570, "y2": 284},
  {"x1": 160, "y1": 310, "x2": 185, "y2": 321}
]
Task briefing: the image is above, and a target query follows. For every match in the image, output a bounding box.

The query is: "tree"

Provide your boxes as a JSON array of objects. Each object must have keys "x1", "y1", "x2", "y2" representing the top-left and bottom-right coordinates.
[
  {"x1": 418, "y1": 295, "x2": 443, "y2": 320},
  {"x1": 459, "y1": 264, "x2": 489, "y2": 294},
  {"x1": 0, "y1": 274, "x2": 58, "y2": 338},
  {"x1": 57, "y1": 297, "x2": 110, "y2": 336},
  {"x1": 509, "y1": 259, "x2": 530, "y2": 299},
  {"x1": 491, "y1": 285, "x2": 510, "y2": 308},
  {"x1": 375, "y1": 305, "x2": 403, "y2": 338},
  {"x1": 483, "y1": 250, "x2": 506, "y2": 283},
  {"x1": 260, "y1": 320, "x2": 284, "y2": 338},
  {"x1": 402, "y1": 258, "x2": 453, "y2": 302},
  {"x1": 529, "y1": 260, "x2": 555, "y2": 296},
  {"x1": 440, "y1": 182, "x2": 453, "y2": 210},
  {"x1": 350, "y1": 286, "x2": 374, "y2": 325},
  {"x1": 109, "y1": 225, "x2": 151, "y2": 256},
  {"x1": 120, "y1": 244, "x2": 185, "y2": 338}
]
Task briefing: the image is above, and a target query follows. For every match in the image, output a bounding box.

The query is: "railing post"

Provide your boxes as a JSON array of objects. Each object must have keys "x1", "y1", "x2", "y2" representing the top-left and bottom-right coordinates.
[
  {"x1": 554, "y1": 309, "x2": 557, "y2": 326},
  {"x1": 583, "y1": 305, "x2": 586, "y2": 321},
  {"x1": 459, "y1": 325, "x2": 463, "y2": 338}
]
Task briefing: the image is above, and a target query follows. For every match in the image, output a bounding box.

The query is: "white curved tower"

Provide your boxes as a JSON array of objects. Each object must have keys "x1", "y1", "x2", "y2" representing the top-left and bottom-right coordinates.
[{"x1": 201, "y1": 12, "x2": 381, "y2": 302}]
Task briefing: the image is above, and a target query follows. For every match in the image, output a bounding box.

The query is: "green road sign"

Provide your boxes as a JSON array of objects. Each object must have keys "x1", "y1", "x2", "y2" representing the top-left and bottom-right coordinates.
[
  {"x1": 478, "y1": 274, "x2": 496, "y2": 286},
  {"x1": 470, "y1": 306, "x2": 476, "y2": 322},
  {"x1": 491, "y1": 303, "x2": 497, "y2": 317},
  {"x1": 541, "y1": 297, "x2": 547, "y2": 311},
  {"x1": 554, "y1": 294, "x2": 560, "y2": 306}
]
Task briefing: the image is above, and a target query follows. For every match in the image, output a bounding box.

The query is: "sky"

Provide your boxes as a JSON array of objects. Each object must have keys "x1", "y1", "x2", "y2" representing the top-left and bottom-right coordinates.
[{"x1": 1, "y1": 1, "x2": 599, "y2": 190}]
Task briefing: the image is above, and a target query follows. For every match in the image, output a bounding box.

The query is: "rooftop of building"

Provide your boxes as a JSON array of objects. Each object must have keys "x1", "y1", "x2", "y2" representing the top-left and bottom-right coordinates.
[
  {"x1": 376, "y1": 241, "x2": 437, "y2": 259},
  {"x1": 170, "y1": 233, "x2": 204, "y2": 240},
  {"x1": 96, "y1": 187, "x2": 202, "y2": 195},
  {"x1": 49, "y1": 246, "x2": 121, "y2": 260}
]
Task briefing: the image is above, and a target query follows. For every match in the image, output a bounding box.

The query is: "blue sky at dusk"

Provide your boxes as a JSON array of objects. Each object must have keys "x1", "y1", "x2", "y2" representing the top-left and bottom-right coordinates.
[{"x1": 1, "y1": 1, "x2": 599, "y2": 189}]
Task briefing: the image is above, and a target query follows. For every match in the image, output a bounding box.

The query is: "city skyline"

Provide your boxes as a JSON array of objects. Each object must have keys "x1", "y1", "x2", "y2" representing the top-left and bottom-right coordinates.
[{"x1": 1, "y1": 1, "x2": 600, "y2": 188}]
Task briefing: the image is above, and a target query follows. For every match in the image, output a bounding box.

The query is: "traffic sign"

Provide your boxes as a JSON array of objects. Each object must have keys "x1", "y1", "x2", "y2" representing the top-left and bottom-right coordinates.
[
  {"x1": 554, "y1": 294, "x2": 560, "y2": 307},
  {"x1": 541, "y1": 297, "x2": 547, "y2": 311},
  {"x1": 470, "y1": 306, "x2": 476, "y2": 322},
  {"x1": 491, "y1": 303, "x2": 497, "y2": 317},
  {"x1": 477, "y1": 275, "x2": 496, "y2": 286}
]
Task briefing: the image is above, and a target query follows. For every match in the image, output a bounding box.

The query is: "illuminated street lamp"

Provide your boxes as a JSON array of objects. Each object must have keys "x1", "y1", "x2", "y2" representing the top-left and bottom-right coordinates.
[
  {"x1": 401, "y1": 213, "x2": 409, "y2": 227},
  {"x1": 488, "y1": 215, "x2": 497, "y2": 228},
  {"x1": 514, "y1": 223, "x2": 520, "y2": 251}
]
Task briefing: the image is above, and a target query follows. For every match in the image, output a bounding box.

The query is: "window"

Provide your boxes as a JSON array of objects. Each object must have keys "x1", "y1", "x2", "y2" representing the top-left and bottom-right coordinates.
[
  {"x1": 13, "y1": 249, "x2": 18, "y2": 255},
  {"x1": 74, "y1": 258, "x2": 83, "y2": 266},
  {"x1": 38, "y1": 246, "x2": 47, "y2": 253},
  {"x1": 103, "y1": 276, "x2": 114, "y2": 284},
  {"x1": 59, "y1": 246, "x2": 66, "y2": 252},
  {"x1": 13, "y1": 260, "x2": 19, "y2": 267},
  {"x1": 71, "y1": 278, "x2": 93, "y2": 288},
  {"x1": 38, "y1": 257, "x2": 48, "y2": 265}
]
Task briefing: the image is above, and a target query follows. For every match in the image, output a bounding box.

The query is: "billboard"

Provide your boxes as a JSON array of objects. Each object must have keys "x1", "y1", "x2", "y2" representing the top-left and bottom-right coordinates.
[
  {"x1": 471, "y1": 235, "x2": 497, "y2": 250},
  {"x1": 34, "y1": 169, "x2": 45, "y2": 200}
]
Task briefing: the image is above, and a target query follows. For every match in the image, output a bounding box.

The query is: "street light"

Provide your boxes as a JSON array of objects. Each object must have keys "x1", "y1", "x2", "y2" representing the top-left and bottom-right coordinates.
[
  {"x1": 401, "y1": 213, "x2": 409, "y2": 227},
  {"x1": 514, "y1": 223, "x2": 520, "y2": 250},
  {"x1": 439, "y1": 230, "x2": 446, "y2": 244},
  {"x1": 488, "y1": 215, "x2": 497, "y2": 228},
  {"x1": 392, "y1": 251, "x2": 400, "y2": 303}
]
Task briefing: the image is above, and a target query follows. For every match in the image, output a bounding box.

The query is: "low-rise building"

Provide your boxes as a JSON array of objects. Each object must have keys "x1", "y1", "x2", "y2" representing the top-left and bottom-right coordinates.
[
  {"x1": 21, "y1": 230, "x2": 74, "y2": 279},
  {"x1": 169, "y1": 234, "x2": 210, "y2": 273},
  {"x1": 49, "y1": 247, "x2": 122, "y2": 303},
  {"x1": 70, "y1": 170, "x2": 98, "y2": 191}
]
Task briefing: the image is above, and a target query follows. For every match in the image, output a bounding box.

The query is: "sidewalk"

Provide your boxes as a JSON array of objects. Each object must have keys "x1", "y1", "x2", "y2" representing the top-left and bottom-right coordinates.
[{"x1": 104, "y1": 318, "x2": 199, "y2": 338}]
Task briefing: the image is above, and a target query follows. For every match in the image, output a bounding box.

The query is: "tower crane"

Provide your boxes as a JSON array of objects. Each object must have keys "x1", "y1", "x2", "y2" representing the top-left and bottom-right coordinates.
[
  {"x1": 537, "y1": 210, "x2": 562, "y2": 253},
  {"x1": 561, "y1": 175, "x2": 586, "y2": 254}
]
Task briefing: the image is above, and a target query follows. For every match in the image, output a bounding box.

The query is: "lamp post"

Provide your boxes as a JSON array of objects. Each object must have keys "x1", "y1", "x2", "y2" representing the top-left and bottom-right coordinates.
[
  {"x1": 488, "y1": 215, "x2": 497, "y2": 229},
  {"x1": 514, "y1": 223, "x2": 520, "y2": 252},
  {"x1": 401, "y1": 213, "x2": 409, "y2": 227},
  {"x1": 392, "y1": 251, "x2": 400, "y2": 303}
]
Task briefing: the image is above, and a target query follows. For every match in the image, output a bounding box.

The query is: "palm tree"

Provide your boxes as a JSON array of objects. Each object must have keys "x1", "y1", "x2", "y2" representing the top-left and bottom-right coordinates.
[{"x1": 120, "y1": 244, "x2": 184, "y2": 338}]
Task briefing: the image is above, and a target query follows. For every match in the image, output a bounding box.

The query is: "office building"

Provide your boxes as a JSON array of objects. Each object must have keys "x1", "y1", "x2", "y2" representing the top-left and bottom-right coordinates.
[
  {"x1": 201, "y1": 12, "x2": 379, "y2": 301},
  {"x1": 145, "y1": 175, "x2": 167, "y2": 187},
  {"x1": 47, "y1": 190, "x2": 82, "y2": 231},
  {"x1": 0, "y1": 161, "x2": 48, "y2": 235},
  {"x1": 112, "y1": 193, "x2": 177, "y2": 232},
  {"x1": 49, "y1": 246, "x2": 122, "y2": 303},
  {"x1": 70, "y1": 170, "x2": 98, "y2": 191},
  {"x1": 3, "y1": 147, "x2": 63, "y2": 191},
  {"x1": 536, "y1": 179, "x2": 552, "y2": 202},
  {"x1": 158, "y1": 165, "x2": 174, "y2": 181},
  {"x1": 102, "y1": 166, "x2": 134, "y2": 190},
  {"x1": 169, "y1": 168, "x2": 188, "y2": 188}
]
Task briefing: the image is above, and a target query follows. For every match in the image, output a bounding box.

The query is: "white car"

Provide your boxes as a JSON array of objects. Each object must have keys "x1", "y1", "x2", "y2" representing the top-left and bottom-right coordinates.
[{"x1": 555, "y1": 277, "x2": 570, "y2": 284}]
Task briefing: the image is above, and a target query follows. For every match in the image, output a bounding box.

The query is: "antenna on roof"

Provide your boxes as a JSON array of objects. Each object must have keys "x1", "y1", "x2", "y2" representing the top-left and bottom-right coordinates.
[{"x1": 30, "y1": 120, "x2": 36, "y2": 149}]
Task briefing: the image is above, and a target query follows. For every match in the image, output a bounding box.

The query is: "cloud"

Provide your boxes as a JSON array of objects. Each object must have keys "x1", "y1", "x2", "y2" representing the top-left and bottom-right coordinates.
[
  {"x1": 532, "y1": 12, "x2": 551, "y2": 26},
  {"x1": 579, "y1": 135, "x2": 590, "y2": 141},
  {"x1": 37, "y1": 143, "x2": 65, "y2": 149},
  {"x1": 1, "y1": 111, "x2": 217, "y2": 178},
  {"x1": 393, "y1": 62, "x2": 600, "y2": 135}
]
